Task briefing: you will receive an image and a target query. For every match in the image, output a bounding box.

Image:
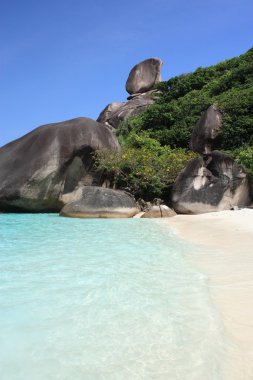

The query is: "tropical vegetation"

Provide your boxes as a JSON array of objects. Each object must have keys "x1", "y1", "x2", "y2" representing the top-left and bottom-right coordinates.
[{"x1": 95, "y1": 47, "x2": 253, "y2": 200}]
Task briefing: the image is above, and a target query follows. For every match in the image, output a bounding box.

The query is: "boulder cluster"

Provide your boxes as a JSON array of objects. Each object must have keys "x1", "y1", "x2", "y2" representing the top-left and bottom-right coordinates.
[
  {"x1": 171, "y1": 106, "x2": 252, "y2": 213},
  {"x1": 0, "y1": 58, "x2": 171, "y2": 218},
  {"x1": 0, "y1": 59, "x2": 251, "y2": 218}
]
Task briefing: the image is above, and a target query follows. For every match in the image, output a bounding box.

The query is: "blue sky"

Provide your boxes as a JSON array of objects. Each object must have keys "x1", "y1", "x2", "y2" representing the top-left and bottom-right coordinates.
[{"x1": 0, "y1": 0, "x2": 252, "y2": 146}]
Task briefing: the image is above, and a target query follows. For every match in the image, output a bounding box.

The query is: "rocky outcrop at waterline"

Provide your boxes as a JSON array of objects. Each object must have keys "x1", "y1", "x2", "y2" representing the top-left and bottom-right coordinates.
[
  {"x1": 171, "y1": 107, "x2": 252, "y2": 214},
  {"x1": 0, "y1": 58, "x2": 163, "y2": 215},
  {"x1": 60, "y1": 186, "x2": 139, "y2": 218},
  {"x1": 1, "y1": 56, "x2": 251, "y2": 216},
  {"x1": 0, "y1": 118, "x2": 120, "y2": 212},
  {"x1": 172, "y1": 151, "x2": 251, "y2": 214}
]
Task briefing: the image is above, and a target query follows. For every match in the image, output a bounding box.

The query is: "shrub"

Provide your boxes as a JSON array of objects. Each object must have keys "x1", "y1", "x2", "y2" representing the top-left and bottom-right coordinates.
[
  {"x1": 95, "y1": 132, "x2": 196, "y2": 200},
  {"x1": 232, "y1": 146, "x2": 253, "y2": 180}
]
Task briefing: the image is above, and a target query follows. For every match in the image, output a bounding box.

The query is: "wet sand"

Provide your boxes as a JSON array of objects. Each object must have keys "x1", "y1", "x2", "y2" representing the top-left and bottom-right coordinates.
[{"x1": 166, "y1": 209, "x2": 253, "y2": 379}]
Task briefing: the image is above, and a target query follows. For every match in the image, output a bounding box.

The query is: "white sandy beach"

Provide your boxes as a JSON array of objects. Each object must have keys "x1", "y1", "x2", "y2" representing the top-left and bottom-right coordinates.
[{"x1": 166, "y1": 209, "x2": 253, "y2": 379}]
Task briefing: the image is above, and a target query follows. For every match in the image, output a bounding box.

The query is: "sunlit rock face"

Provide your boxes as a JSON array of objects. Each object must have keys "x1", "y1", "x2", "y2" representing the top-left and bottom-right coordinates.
[
  {"x1": 60, "y1": 186, "x2": 139, "y2": 218},
  {"x1": 0, "y1": 117, "x2": 120, "y2": 212},
  {"x1": 126, "y1": 58, "x2": 163, "y2": 95},
  {"x1": 190, "y1": 105, "x2": 222, "y2": 155},
  {"x1": 172, "y1": 151, "x2": 251, "y2": 214}
]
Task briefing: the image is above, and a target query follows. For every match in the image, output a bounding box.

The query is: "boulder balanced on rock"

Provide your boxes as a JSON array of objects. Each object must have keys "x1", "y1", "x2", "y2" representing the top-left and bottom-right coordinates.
[
  {"x1": 97, "y1": 58, "x2": 163, "y2": 130},
  {"x1": 0, "y1": 57, "x2": 163, "y2": 213},
  {"x1": 126, "y1": 58, "x2": 163, "y2": 95},
  {"x1": 0, "y1": 117, "x2": 120, "y2": 212}
]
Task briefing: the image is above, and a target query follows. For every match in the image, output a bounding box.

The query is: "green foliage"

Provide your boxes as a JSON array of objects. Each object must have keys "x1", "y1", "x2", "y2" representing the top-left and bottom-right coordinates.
[
  {"x1": 102, "y1": 48, "x2": 253, "y2": 200},
  {"x1": 95, "y1": 132, "x2": 196, "y2": 200},
  {"x1": 117, "y1": 48, "x2": 253, "y2": 150},
  {"x1": 218, "y1": 87, "x2": 253, "y2": 148},
  {"x1": 232, "y1": 146, "x2": 253, "y2": 180}
]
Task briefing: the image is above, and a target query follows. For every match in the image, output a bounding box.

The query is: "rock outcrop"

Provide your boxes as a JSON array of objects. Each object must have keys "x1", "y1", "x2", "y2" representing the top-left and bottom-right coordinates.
[
  {"x1": 125, "y1": 58, "x2": 163, "y2": 95},
  {"x1": 60, "y1": 186, "x2": 139, "y2": 218},
  {"x1": 190, "y1": 105, "x2": 222, "y2": 154},
  {"x1": 172, "y1": 104, "x2": 252, "y2": 214},
  {"x1": 172, "y1": 151, "x2": 251, "y2": 214},
  {"x1": 97, "y1": 91, "x2": 156, "y2": 129},
  {"x1": 0, "y1": 57, "x2": 164, "y2": 213},
  {"x1": 0, "y1": 117, "x2": 120, "y2": 212},
  {"x1": 3, "y1": 59, "x2": 250, "y2": 216},
  {"x1": 97, "y1": 58, "x2": 163, "y2": 130}
]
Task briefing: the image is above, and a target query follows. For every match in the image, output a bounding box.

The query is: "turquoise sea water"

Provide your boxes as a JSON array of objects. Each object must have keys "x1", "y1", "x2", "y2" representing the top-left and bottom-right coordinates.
[{"x1": 0, "y1": 214, "x2": 231, "y2": 380}]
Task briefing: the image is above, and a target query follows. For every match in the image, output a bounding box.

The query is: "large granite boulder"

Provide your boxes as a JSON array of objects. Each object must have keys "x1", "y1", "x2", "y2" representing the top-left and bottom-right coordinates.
[
  {"x1": 60, "y1": 186, "x2": 139, "y2": 218},
  {"x1": 190, "y1": 105, "x2": 222, "y2": 154},
  {"x1": 0, "y1": 117, "x2": 120, "y2": 212},
  {"x1": 126, "y1": 58, "x2": 163, "y2": 95},
  {"x1": 172, "y1": 151, "x2": 251, "y2": 214},
  {"x1": 97, "y1": 91, "x2": 156, "y2": 129}
]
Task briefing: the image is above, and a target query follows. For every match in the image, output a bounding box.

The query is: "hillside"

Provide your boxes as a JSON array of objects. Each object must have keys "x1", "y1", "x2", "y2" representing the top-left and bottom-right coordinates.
[
  {"x1": 95, "y1": 48, "x2": 253, "y2": 200},
  {"x1": 118, "y1": 47, "x2": 253, "y2": 150}
]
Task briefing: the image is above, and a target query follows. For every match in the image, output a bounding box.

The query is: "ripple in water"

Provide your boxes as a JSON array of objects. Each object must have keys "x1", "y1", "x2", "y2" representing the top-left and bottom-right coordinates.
[{"x1": 0, "y1": 214, "x2": 231, "y2": 379}]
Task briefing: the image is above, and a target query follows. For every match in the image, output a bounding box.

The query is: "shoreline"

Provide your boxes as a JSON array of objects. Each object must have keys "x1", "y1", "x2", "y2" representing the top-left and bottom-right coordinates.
[
  {"x1": 166, "y1": 208, "x2": 253, "y2": 254},
  {"x1": 166, "y1": 209, "x2": 253, "y2": 379}
]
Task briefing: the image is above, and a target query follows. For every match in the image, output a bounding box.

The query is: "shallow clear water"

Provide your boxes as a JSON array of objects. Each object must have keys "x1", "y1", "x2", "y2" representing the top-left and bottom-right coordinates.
[{"x1": 0, "y1": 214, "x2": 230, "y2": 379}]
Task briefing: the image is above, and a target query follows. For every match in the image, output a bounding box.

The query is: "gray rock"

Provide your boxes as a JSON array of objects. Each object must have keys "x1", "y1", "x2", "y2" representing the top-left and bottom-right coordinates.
[
  {"x1": 190, "y1": 105, "x2": 222, "y2": 154},
  {"x1": 97, "y1": 102, "x2": 126, "y2": 128},
  {"x1": 97, "y1": 91, "x2": 157, "y2": 129},
  {"x1": 0, "y1": 117, "x2": 120, "y2": 212},
  {"x1": 60, "y1": 186, "x2": 139, "y2": 218},
  {"x1": 126, "y1": 58, "x2": 163, "y2": 95},
  {"x1": 142, "y1": 205, "x2": 176, "y2": 218},
  {"x1": 172, "y1": 151, "x2": 251, "y2": 214}
]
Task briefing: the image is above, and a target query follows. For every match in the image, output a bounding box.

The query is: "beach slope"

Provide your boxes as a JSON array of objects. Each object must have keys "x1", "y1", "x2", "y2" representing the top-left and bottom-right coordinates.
[{"x1": 166, "y1": 209, "x2": 253, "y2": 379}]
